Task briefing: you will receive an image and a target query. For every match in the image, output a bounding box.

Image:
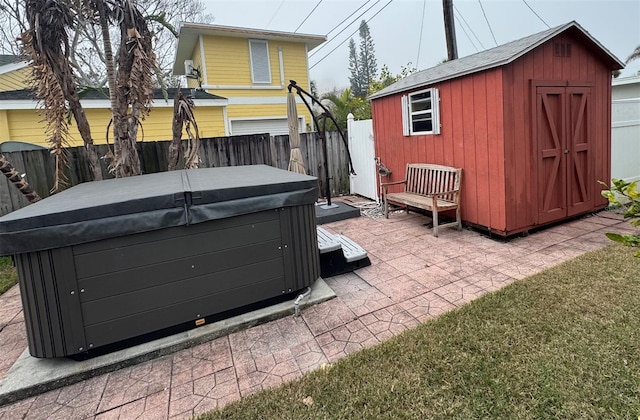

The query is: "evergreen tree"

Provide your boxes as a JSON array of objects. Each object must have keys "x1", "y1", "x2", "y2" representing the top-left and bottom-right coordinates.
[
  {"x1": 357, "y1": 20, "x2": 377, "y2": 97},
  {"x1": 348, "y1": 38, "x2": 361, "y2": 96}
]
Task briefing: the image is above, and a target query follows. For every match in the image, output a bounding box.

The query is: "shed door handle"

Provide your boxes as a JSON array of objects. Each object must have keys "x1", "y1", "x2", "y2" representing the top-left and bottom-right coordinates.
[{"x1": 564, "y1": 149, "x2": 569, "y2": 154}]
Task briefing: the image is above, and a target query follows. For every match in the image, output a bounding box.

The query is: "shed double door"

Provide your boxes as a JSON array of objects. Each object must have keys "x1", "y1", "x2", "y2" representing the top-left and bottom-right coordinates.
[{"x1": 535, "y1": 85, "x2": 593, "y2": 225}]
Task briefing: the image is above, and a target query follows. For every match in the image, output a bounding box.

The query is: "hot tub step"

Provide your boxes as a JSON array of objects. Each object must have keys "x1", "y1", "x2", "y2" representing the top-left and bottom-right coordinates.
[
  {"x1": 317, "y1": 227, "x2": 371, "y2": 278},
  {"x1": 316, "y1": 226, "x2": 341, "y2": 253},
  {"x1": 335, "y1": 234, "x2": 367, "y2": 263}
]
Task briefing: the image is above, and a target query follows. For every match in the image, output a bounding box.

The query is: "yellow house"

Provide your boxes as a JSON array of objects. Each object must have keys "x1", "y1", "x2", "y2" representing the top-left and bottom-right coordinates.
[
  {"x1": 0, "y1": 60, "x2": 228, "y2": 148},
  {"x1": 172, "y1": 23, "x2": 325, "y2": 135},
  {"x1": 0, "y1": 55, "x2": 30, "y2": 92}
]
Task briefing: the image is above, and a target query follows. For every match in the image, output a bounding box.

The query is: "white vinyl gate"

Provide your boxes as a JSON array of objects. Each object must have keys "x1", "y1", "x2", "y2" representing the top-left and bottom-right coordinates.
[{"x1": 347, "y1": 114, "x2": 378, "y2": 201}]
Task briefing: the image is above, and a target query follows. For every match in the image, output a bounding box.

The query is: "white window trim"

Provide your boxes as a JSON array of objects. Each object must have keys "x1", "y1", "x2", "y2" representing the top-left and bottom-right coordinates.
[
  {"x1": 249, "y1": 39, "x2": 272, "y2": 84},
  {"x1": 402, "y1": 88, "x2": 440, "y2": 136}
]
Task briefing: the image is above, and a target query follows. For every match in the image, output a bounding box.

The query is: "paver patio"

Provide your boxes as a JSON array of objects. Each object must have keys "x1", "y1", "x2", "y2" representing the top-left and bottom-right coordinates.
[{"x1": 0, "y1": 207, "x2": 629, "y2": 419}]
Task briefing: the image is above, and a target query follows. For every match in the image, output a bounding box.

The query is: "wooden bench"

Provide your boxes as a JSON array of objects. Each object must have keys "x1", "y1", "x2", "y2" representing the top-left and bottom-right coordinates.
[{"x1": 382, "y1": 163, "x2": 463, "y2": 237}]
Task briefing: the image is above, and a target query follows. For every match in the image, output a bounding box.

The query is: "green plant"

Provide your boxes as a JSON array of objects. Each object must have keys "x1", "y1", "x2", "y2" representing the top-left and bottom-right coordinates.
[
  {"x1": 0, "y1": 256, "x2": 17, "y2": 295},
  {"x1": 599, "y1": 178, "x2": 640, "y2": 257}
]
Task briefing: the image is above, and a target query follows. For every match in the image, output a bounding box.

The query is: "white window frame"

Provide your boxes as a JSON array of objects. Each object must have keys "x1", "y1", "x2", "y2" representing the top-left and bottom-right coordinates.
[
  {"x1": 248, "y1": 39, "x2": 272, "y2": 84},
  {"x1": 402, "y1": 88, "x2": 440, "y2": 136}
]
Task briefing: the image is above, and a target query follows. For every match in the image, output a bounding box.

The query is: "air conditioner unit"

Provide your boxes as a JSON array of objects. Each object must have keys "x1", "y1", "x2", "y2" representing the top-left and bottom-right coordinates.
[{"x1": 184, "y1": 60, "x2": 194, "y2": 76}]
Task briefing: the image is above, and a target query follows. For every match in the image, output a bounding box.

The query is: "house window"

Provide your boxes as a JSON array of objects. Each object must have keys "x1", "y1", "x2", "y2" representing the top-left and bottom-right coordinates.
[
  {"x1": 402, "y1": 88, "x2": 440, "y2": 135},
  {"x1": 249, "y1": 40, "x2": 271, "y2": 84}
]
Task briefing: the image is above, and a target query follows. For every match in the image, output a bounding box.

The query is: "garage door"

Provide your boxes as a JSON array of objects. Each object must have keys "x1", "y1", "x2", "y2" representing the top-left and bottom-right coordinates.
[{"x1": 230, "y1": 118, "x2": 303, "y2": 136}]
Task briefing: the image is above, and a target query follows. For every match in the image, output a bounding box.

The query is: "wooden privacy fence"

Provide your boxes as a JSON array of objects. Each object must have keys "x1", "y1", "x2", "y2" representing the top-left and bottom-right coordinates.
[{"x1": 0, "y1": 131, "x2": 350, "y2": 216}]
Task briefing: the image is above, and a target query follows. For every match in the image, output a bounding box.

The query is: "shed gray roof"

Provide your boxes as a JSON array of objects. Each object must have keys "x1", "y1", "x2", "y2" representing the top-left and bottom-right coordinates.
[{"x1": 369, "y1": 21, "x2": 624, "y2": 100}]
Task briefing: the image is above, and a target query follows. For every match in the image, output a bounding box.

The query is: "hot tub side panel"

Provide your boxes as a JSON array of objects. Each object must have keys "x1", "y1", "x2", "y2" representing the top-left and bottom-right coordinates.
[
  {"x1": 17, "y1": 203, "x2": 319, "y2": 358},
  {"x1": 15, "y1": 248, "x2": 87, "y2": 358},
  {"x1": 279, "y1": 203, "x2": 320, "y2": 293}
]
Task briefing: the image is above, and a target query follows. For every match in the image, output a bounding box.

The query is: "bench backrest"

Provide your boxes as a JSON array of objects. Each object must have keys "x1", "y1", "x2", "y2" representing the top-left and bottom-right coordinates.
[{"x1": 405, "y1": 163, "x2": 462, "y2": 203}]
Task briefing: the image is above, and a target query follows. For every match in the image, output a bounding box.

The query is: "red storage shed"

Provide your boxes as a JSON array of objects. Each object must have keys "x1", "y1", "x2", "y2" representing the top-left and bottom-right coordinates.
[{"x1": 370, "y1": 21, "x2": 624, "y2": 236}]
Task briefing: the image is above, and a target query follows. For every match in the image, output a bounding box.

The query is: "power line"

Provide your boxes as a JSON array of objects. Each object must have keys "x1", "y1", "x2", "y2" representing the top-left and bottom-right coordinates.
[
  {"x1": 309, "y1": 0, "x2": 381, "y2": 58},
  {"x1": 454, "y1": 13, "x2": 478, "y2": 52},
  {"x1": 294, "y1": 0, "x2": 323, "y2": 33},
  {"x1": 453, "y1": 3, "x2": 485, "y2": 50},
  {"x1": 522, "y1": 0, "x2": 550, "y2": 29},
  {"x1": 415, "y1": 0, "x2": 427, "y2": 68},
  {"x1": 477, "y1": 0, "x2": 498, "y2": 46},
  {"x1": 309, "y1": 0, "x2": 393, "y2": 70},
  {"x1": 265, "y1": 0, "x2": 286, "y2": 29},
  {"x1": 326, "y1": 1, "x2": 372, "y2": 37}
]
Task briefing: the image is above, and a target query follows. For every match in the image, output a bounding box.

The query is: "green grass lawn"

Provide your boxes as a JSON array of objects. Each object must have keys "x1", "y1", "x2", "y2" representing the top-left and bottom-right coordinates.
[
  {"x1": 200, "y1": 245, "x2": 640, "y2": 419},
  {"x1": 0, "y1": 256, "x2": 17, "y2": 296}
]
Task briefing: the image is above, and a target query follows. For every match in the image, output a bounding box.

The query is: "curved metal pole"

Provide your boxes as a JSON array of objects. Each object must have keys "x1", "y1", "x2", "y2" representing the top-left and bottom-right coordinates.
[{"x1": 288, "y1": 80, "x2": 356, "y2": 175}]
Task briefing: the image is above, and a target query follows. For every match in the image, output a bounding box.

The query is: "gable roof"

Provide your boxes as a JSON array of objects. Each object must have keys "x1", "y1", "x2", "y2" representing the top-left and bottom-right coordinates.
[
  {"x1": 0, "y1": 88, "x2": 227, "y2": 110},
  {"x1": 173, "y1": 22, "x2": 326, "y2": 75},
  {"x1": 370, "y1": 21, "x2": 624, "y2": 100}
]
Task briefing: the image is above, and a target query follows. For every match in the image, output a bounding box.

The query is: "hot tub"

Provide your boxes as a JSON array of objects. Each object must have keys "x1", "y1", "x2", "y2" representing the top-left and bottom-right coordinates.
[{"x1": 0, "y1": 165, "x2": 320, "y2": 358}]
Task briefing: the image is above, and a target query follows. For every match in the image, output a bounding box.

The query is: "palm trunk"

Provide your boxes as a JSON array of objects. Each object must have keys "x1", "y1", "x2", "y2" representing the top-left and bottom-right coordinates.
[
  {"x1": 66, "y1": 95, "x2": 103, "y2": 181},
  {"x1": 0, "y1": 154, "x2": 41, "y2": 203},
  {"x1": 95, "y1": 0, "x2": 124, "y2": 175},
  {"x1": 168, "y1": 91, "x2": 184, "y2": 171}
]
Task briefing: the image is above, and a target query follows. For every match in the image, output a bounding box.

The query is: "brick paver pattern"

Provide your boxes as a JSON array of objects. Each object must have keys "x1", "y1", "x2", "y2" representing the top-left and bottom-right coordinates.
[{"x1": 0, "y1": 209, "x2": 628, "y2": 419}]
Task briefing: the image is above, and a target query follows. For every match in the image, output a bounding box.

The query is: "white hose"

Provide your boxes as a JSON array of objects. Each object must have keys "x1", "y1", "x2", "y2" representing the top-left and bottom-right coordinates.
[{"x1": 294, "y1": 287, "x2": 312, "y2": 317}]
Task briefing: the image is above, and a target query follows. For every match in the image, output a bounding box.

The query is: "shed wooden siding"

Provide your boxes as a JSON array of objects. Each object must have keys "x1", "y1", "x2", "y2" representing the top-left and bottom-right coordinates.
[
  {"x1": 372, "y1": 67, "x2": 507, "y2": 231},
  {"x1": 501, "y1": 31, "x2": 612, "y2": 233},
  {"x1": 3, "y1": 106, "x2": 226, "y2": 146},
  {"x1": 373, "y1": 30, "x2": 615, "y2": 235}
]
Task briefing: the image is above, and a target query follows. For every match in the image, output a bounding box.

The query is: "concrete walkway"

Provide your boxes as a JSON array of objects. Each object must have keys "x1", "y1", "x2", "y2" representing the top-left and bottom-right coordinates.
[{"x1": 0, "y1": 209, "x2": 628, "y2": 419}]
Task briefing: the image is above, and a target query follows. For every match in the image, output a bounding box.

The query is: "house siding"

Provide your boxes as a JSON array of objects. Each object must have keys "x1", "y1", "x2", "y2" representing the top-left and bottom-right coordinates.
[
  {"x1": 0, "y1": 67, "x2": 30, "y2": 92},
  {"x1": 3, "y1": 106, "x2": 226, "y2": 147},
  {"x1": 198, "y1": 36, "x2": 313, "y2": 130}
]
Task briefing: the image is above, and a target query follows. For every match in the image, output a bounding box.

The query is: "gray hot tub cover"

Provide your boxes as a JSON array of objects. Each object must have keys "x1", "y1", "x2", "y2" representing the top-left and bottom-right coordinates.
[{"x1": 0, "y1": 165, "x2": 318, "y2": 255}]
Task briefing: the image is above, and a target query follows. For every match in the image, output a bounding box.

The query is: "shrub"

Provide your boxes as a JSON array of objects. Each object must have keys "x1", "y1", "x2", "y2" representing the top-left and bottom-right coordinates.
[{"x1": 599, "y1": 179, "x2": 640, "y2": 257}]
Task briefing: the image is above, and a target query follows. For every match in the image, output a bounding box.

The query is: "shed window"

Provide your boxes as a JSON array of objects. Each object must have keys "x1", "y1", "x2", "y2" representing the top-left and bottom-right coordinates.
[
  {"x1": 249, "y1": 40, "x2": 272, "y2": 84},
  {"x1": 402, "y1": 88, "x2": 440, "y2": 135}
]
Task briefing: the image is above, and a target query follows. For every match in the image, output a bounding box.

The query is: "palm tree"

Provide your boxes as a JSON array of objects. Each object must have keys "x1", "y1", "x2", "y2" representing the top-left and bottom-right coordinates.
[
  {"x1": 109, "y1": 0, "x2": 158, "y2": 177},
  {"x1": 23, "y1": 0, "x2": 162, "y2": 183},
  {"x1": 627, "y1": 45, "x2": 640, "y2": 64},
  {"x1": 22, "y1": 0, "x2": 103, "y2": 189},
  {"x1": 321, "y1": 88, "x2": 370, "y2": 130}
]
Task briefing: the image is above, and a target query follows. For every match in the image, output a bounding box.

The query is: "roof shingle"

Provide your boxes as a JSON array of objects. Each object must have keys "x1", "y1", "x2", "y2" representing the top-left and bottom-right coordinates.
[{"x1": 369, "y1": 21, "x2": 623, "y2": 100}]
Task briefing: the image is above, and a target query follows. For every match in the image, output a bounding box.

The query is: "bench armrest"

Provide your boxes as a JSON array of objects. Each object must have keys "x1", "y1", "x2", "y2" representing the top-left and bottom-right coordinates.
[
  {"x1": 380, "y1": 180, "x2": 406, "y2": 187},
  {"x1": 381, "y1": 180, "x2": 407, "y2": 195}
]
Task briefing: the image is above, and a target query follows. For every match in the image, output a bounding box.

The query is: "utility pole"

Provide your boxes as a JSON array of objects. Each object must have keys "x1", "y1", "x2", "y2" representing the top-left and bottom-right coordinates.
[{"x1": 443, "y1": 0, "x2": 458, "y2": 60}]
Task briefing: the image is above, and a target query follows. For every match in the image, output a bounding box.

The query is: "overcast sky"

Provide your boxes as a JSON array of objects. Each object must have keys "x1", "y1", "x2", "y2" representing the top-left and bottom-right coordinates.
[{"x1": 199, "y1": 0, "x2": 640, "y2": 92}]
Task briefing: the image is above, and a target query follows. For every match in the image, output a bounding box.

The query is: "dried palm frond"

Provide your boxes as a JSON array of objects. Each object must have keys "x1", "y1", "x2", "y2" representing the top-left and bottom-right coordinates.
[
  {"x1": 0, "y1": 154, "x2": 41, "y2": 203},
  {"x1": 109, "y1": 0, "x2": 159, "y2": 177},
  {"x1": 21, "y1": 0, "x2": 103, "y2": 186},
  {"x1": 168, "y1": 90, "x2": 200, "y2": 171},
  {"x1": 20, "y1": 0, "x2": 74, "y2": 191}
]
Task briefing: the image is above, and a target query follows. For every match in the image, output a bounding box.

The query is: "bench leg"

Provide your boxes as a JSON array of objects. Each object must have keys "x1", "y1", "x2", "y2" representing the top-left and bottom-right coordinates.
[
  {"x1": 383, "y1": 195, "x2": 389, "y2": 218},
  {"x1": 432, "y1": 207, "x2": 439, "y2": 237},
  {"x1": 456, "y1": 206, "x2": 462, "y2": 231}
]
